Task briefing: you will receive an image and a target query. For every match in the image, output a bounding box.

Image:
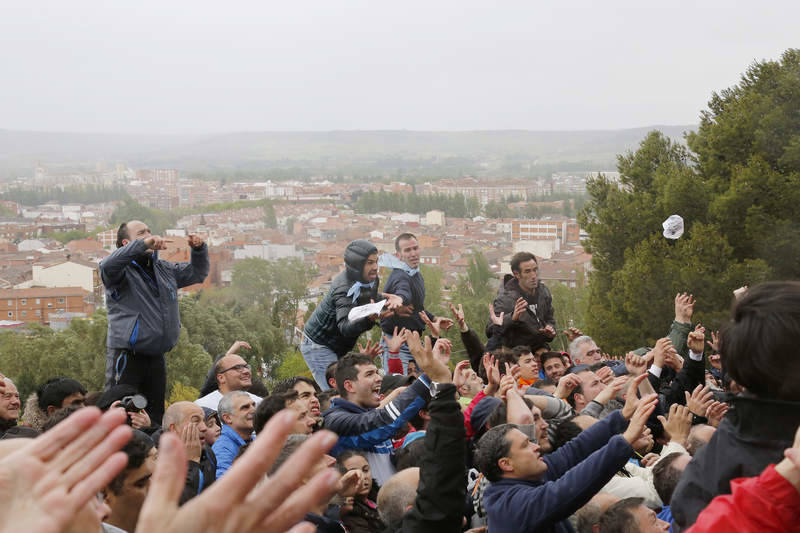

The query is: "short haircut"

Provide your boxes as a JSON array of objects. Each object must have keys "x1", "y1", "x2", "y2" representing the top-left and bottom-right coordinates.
[
  {"x1": 552, "y1": 417, "x2": 583, "y2": 450},
  {"x1": 253, "y1": 391, "x2": 299, "y2": 434},
  {"x1": 41, "y1": 405, "x2": 83, "y2": 432},
  {"x1": 541, "y1": 351, "x2": 567, "y2": 367},
  {"x1": 533, "y1": 377, "x2": 556, "y2": 389},
  {"x1": 37, "y1": 377, "x2": 86, "y2": 411},
  {"x1": 598, "y1": 497, "x2": 644, "y2": 533},
  {"x1": 335, "y1": 353, "x2": 375, "y2": 397},
  {"x1": 377, "y1": 468, "x2": 420, "y2": 525},
  {"x1": 217, "y1": 390, "x2": 250, "y2": 420},
  {"x1": 393, "y1": 438, "x2": 426, "y2": 471},
  {"x1": 652, "y1": 452, "x2": 687, "y2": 505},
  {"x1": 510, "y1": 251, "x2": 537, "y2": 274},
  {"x1": 247, "y1": 379, "x2": 270, "y2": 398},
  {"x1": 394, "y1": 232, "x2": 417, "y2": 251},
  {"x1": 576, "y1": 501, "x2": 605, "y2": 533},
  {"x1": 565, "y1": 369, "x2": 590, "y2": 409},
  {"x1": 269, "y1": 434, "x2": 307, "y2": 475},
  {"x1": 511, "y1": 345, "x2": 532, "y2": 363},
  {"x1": 116, "y1": 222, "x2": 129, "y2": 248},
  {"x1": 475, "y1": 423, "x2": 518, "y2": 482},
  {"x1": 325, "y1": 361, "x2": 338, "y2": 387},
  {"x1": 569, "y1": 336, "x2": 595, "y2": 358},
  {"x1": 107, "y1": 430, "x2": 154, "y2": 494},
  {"x1": 721, "y1": 281, "x2": 800, "y2": 401},
  {"x1": 272, "y1": 376, "x2": 320, "y2": 396},
  {"x1": 317, "y1": 389, "x2": 338, "y2": 411},
  {"x1": 336, "y1": 449, "x2": 368, "y2": 473}
]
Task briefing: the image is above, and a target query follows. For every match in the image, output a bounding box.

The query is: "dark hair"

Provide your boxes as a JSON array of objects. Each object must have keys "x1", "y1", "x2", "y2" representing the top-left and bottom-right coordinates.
[
  {"x1": 511, "y1": 345, "x2": 532, "y2": 363},
  {"x1": 37, "y1": 377, "x2": 87, "y2": 411},
  {"x1": 336, "y1": 353, "x2": 375, "y2": 397},
  {"x1": 393, "y1": 438, "x2": 426, "y2": 471},
  {"x1": 42, "y1": 405, "x2": 83, "y2": 432},
  {"x1": 336, "y1": 448, "x2": 368, "y2": 472},
  {"x1": 652, "y1": 452, "x2": 687, "y2": 505},
  {"x1": 485, "y1": 403, "x2": 507, "y2": 429},
  {"x1": 247, "y1": 379, "x2": 270, "y2": 398},
  {"x1": 317, "y1": 389, "x2": 338, "y2": 411},
  {"x1": 541, "y1": 351, "x2": 567, "y2": 367},
  {"x1": 565, "y1": 369, "x2": 590, "y2": 408},
  {"x1": 721, "y1": 281, "x2": 800, "y2": 400},
  {"x1": 510, "y1": 252, "x2": 537, "y2": 274},
  {"x1": 394, "y1": 232, "x2": 418, "y2": 251},
  {"x1": 598, "y1": 497, "x2": 644, "y2": 533},
  {"x1": 107, "y1": 430, "x2": 154, "y2": 494},
  {"x1": 116, "y1": 222, "x2": 129, "y2": 248},
  {"x1": 533, "y1": 377, "x2": 555, "y2": 389},
  {"x1": 475, "y1": 423, "x2": 518, "y2": 482},
  {"x1": 272, "y1": 376, "x2": 320, "y2": 396},
  {"x1": 253, "y1": 390, "x2": 299, "y2": 434},
  {"x1": 552, "y1": 417, "x2": 583, "y2": 450},
  {"x1": 325, "y1": 361, "x2": 338, "y2": 388}
]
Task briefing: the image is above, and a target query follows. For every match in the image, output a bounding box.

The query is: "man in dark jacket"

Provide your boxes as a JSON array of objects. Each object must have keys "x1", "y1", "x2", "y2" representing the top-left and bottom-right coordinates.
[
  {"x1": 100, "y1": 220, "x2": 209, "y2": 424},
  {"x1": 376, "y1": 379, "x2": 466, "y2": 533},
  {"x1": 379, "y1": 233, "x2": 451, "y2": 374},
  {"x1": 302, "y1": 239, "x2": 403, "y2": 390},
  {"x1": 488, "y1": 252, "x2": 556, "y2": 351},
  {"x1": 670, "y1": 281, "x2": 800, "y2": 531},
  {"x1": 475, "y1": 390, "x2": 657, "y2": 533},
  {"x1": 161, "y1": 401, "x2": 217, "y2": 504}
]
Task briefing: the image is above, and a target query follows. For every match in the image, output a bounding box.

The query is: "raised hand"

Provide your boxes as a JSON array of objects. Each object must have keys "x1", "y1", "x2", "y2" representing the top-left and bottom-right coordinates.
[
  {"x1": 562, "y1": 326, "x2": 584, "y2": 342},
  {"x1": 357, "y1": 339, "x2": 382, "y2": 359},
  {"x1": 135, "y1": 410, "x2": 342, "y2": 533},
  {"x1": 707, "y1": 330, "x2": 720, "y2": 353},
  {"x1": 419, "y1": 311, "x2": 440, "y2": 337},
  {"x1": 144, "y1": 235, "x2": 172, "y2": 250},
  {"x1": 657, "y1": 403, "x2": 693, "y2": 447},
  {"x1": 406, "y1": 331, "x2": 451, "y2": 383},
  {"x1": 621, "y1": 374, "x2": 649, "y2": 419},
  {"x1": 622, "y1": 394, "x2": 659, "y2": 445},
  {"x1": 449, "y1": 302, "x2": 467, "y2": 331},
  {"x1": 625, "y1": 352, "x2": 648, "y2": 376},
  {"x1": 639, "y1": 452, "x2": 661, "y2": 468},
  {"x1": 685, "y1": 384, "x2": 714, "y2": 417},
  {"x1": 432, "y1": 337, "x2": 453, "y2": 365},
  {"x1": 226, "y1": 340, "x2": 252, "y2": 355},
  {"x1": 538, "y1": 324, "x2": 556, "y2": 338},
  {"x1": 453, "y1": 360, "x2": 471, "y2": 390},
  {"x1": 488, "y1": 303, "x2": 505, "y2": 327},
  {"x1": 336, "y1": 469, "x2": 363, "y2": 499},
  {"x1": 592, "y1": 375, "x2": 629, "y2": 406},
  {"x1": 554, "y1": 374, "x2": 582, "y2": 400},
  {"x1": 0, "y1": 407, "x2": 131, "y2": 533},
  {"x1": 595, "y1": 365, "x2": 614, "y2": 385},
  {"x1": 706, "y1": 401, "x2": 730, "y2": 428},
  {"x1": 647, "y1": 337, "x2": 673, "y2": 368},
  {"x1": 687, "y1": 324, "x2": 706, "y2": 354},
  {"x1": 187, "y1": 234, "x2": 205, "y2": 249},
  {"x1": 482, "y1": 353, "x2": 501, "y2": 395},
  {"x1": 674, "y1": 292, "x2": 696, "y2": 324},
  {"x1": 381, "y1": 293, "x2": 404, "y2": 311},
  {"x1": 498, "y1": 372, "x2": 516, "y2": 401},
  {"x1": 382, "y1": 326, "x2": 408, "y2": 354},
  {"x1": 664, "y1": 349, "x2": 684, "y2": 372},
  {"x1": 511, "y1": 297, "x2": 527, "y2": 322}
]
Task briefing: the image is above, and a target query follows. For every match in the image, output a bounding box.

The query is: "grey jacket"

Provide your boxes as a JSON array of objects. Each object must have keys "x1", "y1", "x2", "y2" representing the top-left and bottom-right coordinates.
[{"x1": 100, "y1": 238, "x2": 209, "y2": 355}]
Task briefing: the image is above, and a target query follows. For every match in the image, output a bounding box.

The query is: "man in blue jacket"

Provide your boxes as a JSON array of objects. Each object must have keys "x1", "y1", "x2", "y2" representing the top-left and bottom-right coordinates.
[
  {"x1": 323, "y1": 333, "x2": 452, "y2": 486},
  {"x1": 475, "y1": 385, "x2": 658, "y2": 533},
  {"x1": 100, "y1": 220, "x2": 209, "y2": 424},
  {"x1": 379, "y1": 233, "x2": 451, "y2": 374}
]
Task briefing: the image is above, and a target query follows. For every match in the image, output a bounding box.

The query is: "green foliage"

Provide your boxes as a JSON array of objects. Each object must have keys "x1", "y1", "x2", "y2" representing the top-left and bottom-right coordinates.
[
  {"x1": 263, "y1": 201, "x2": 277, "y2": 228},
  {"x1": 353, "y1": 191, "x2": 481, "y2": 218},
  {"x1": 272, "y1": 348, "x2": 313, "y2": 383},
  {"x1": 167, "y1": 382, "x2": 201, "y2": 405},
  {"x1": 110, "y1": 199, "x2": 178, "y2": 235},
  {"x1": 2, "y1": 185, "x2": 130, "y2": 206},
  {"x1": 580, "y1": 49, "x2": 798, "y2": 353},
  {"x1": 43, "y1": 229, "x2": 93, "y2": 244}
]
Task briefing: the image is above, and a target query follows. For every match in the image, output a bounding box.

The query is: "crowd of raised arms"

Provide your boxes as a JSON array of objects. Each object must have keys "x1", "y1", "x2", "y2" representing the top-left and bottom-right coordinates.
[{"x1": 2, "y1": 222, "x2": 800, "y2": 533}]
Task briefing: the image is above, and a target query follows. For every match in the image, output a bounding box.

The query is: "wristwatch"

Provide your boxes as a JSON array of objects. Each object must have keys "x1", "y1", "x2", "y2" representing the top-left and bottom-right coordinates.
[{"x1": 429, "y1": 382, "x2": 455, "y2": 400}]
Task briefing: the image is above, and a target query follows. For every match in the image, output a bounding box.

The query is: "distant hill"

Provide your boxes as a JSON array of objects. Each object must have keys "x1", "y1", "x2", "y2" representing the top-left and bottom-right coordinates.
[{"x1": 0, "y1": 126, "x2": 695, "y2": 179}]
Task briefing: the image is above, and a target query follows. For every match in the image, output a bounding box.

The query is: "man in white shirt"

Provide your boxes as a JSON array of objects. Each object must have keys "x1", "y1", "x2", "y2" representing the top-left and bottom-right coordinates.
[{"x1": 196, "y1": 344, "x2": 262, "y2": 411}]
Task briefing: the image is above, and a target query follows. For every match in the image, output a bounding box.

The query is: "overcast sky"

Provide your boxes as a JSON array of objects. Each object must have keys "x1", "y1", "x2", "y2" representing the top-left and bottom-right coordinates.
[{"x1": 1, "y1": 1, "x2": 797, "y2": 134}]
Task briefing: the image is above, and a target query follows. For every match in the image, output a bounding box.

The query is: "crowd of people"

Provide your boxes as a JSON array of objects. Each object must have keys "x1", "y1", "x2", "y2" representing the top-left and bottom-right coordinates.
[{"x1": 2, "y1": 222, "x2": 800, "y2": 533}]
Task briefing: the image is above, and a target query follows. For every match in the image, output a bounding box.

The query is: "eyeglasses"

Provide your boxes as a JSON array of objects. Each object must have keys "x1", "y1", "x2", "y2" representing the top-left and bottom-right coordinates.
[{"x1": 219, "y1": 363, "x2": 251, "y2": 374}]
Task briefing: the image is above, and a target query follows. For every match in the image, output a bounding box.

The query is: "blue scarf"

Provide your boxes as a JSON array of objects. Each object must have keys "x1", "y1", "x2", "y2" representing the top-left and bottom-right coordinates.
[
  {"x1": 347, "y1": 280, "x2": 376, "y2": 303},
  {"x1": 378, "y1": 253, "x2": 419, "y2": 277}
]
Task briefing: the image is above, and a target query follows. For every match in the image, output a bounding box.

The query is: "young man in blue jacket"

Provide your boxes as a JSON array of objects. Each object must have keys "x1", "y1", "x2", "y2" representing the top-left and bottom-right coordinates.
[
  {"x1": 100, "y1": 220, "x2": 209, "y2": 424},
  {"x1": 476, "y1": 375, "x2": 658, "y2": 533},
  {"x1": 323, "y1": 333, "x2": 451, "y2": 486}
]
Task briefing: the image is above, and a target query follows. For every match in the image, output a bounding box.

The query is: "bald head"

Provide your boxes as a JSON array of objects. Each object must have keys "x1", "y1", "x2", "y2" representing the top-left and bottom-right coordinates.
[
  {"x1": 163, "y1": 402, "x2": 208, "y2": 444},
  {"x1": 687, "y1": 424, "x2": 716, "y2": 456},
  {"x1": 377, "y1": 467, "x2": 420, "y2": 525}
]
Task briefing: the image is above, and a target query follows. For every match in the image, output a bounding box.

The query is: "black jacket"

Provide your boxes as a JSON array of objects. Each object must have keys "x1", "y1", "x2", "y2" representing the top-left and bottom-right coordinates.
[
  {"x1": 670, "y1": 394, "x2": 800, "y2": 531},
  {"x1": 303, "y1": 240, "x2": 380, "y2": 357},
  {"x1": 380, "y1": 268, "x2": 433, "y2": 334},
  {"x1": 181, "y1": 445, "x2": 217, "y2": 504},
  {"x1": 488, "y1": 276, "x2": 555, "y2": 350},
  {"x1": 387, "y1": 384, "x2": 466, "y2": 533}
]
